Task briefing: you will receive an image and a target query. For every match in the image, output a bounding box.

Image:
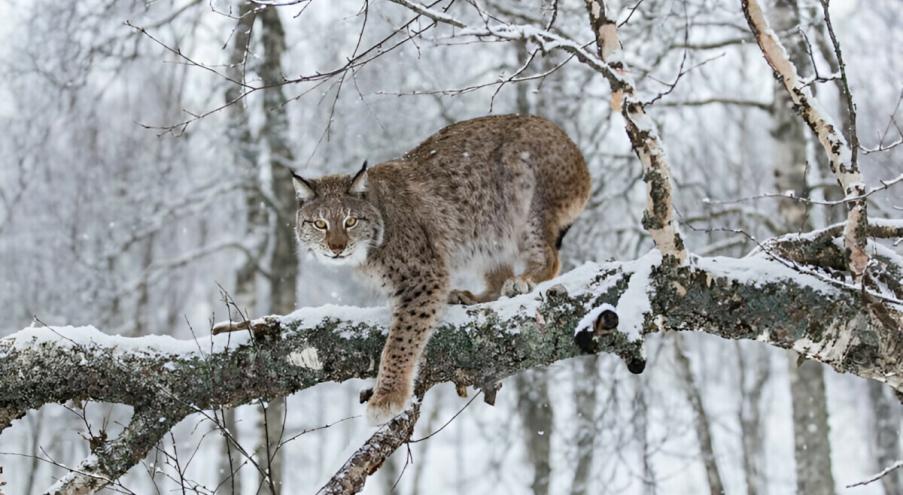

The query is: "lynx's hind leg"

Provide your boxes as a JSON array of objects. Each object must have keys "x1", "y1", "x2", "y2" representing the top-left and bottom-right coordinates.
[
  {"x1": 368, "y1": 267, "x2": 449, "y2": 424},
  {"x1": 499, "y1": 118, "x2": 590, "y2": 297},
  {"x1": 502, "y1": 216, "x2": 573, "y2": 297},
  {"x1": 448, "y1": 265, "x2": 514, "y2": 304}
]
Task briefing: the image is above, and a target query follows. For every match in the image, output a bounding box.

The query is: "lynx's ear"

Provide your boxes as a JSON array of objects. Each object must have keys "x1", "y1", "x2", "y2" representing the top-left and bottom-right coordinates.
[
  {"x1": 349, "y1": 160, "x2": 368, "y2": 194},
  {"x1": 291, "y1": 172, "x2": 316, "y2": 202}
]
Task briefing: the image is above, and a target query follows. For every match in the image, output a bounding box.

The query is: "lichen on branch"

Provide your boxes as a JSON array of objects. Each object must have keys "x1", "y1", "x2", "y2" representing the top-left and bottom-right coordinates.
[{"x1": 2, "y1": 236, "x2": 901, "y2": 493}]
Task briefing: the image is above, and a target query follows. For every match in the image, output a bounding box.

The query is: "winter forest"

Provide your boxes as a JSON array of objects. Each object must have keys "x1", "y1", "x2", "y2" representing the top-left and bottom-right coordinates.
[{"x1": 0, "y1": 0, "x2": 902, "y2": 493}]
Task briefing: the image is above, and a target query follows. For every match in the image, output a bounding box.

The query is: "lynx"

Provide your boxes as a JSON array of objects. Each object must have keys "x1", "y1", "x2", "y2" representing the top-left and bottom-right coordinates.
[{"x1": 292, "y1": 115, "x2": 591, "y2": 423}]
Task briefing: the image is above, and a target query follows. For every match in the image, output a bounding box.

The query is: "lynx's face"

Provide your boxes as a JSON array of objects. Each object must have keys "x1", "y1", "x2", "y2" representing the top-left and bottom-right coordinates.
[{"x1": 292, "y1": 163, "x2": 383, "y2": 266}]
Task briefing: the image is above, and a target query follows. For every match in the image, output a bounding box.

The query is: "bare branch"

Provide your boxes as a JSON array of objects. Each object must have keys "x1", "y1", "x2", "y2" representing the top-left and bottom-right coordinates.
[
  {"x1": 316, "y1": 402, "x2": 421, "y2": 495},
  {"x1": 702, "y1": 173, "x2": 903, "y2": 207},
  {"x1": 657, "y1": 97, "x2": 772, "y2": 112},
  {"x1": 847, "y1": 460, "x2": 903, "y2": 489}
]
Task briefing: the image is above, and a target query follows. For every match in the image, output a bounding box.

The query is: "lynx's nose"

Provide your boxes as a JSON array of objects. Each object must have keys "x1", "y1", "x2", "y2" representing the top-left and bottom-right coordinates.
[{"x1": 328, "y1": 242, "x2": 346, "y2": 255}]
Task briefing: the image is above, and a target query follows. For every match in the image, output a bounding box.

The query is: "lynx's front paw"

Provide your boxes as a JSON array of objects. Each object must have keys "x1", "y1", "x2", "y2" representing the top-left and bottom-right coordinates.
[
  {"x1": 366, "y1": 386, "x2": 410, "y2": 425},
  {"x1": 502, "y1": 277, "x2": 535, "y2": 297},
  {"x1": 448, "y1": 289, "x2": 480, "y2": 305}
]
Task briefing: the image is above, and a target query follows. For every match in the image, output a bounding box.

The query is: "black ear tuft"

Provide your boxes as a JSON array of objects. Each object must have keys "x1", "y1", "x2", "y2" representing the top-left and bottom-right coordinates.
[
  {"x1": 291, "y1": 171, "x2": 316, "y2": 201},
  {"x1": 349, "y1": 160, "x2": 369, "y2": 194}
]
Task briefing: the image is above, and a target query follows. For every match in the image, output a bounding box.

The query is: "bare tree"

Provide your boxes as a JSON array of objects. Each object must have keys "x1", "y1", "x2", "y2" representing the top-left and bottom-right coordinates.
[
  {"x1": 868, "y1": 382, "x2": 903, "y2": 495},
  {"x1": 673, "y1": 337, "x2": 725, "y2": 495},
  {"x1": 767, "y1": 2, "x2": 837, "y2": 492}
]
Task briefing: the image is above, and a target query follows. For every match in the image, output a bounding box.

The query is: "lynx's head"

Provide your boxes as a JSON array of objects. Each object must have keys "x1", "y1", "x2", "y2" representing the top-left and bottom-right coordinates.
[{"x1": 292, "y1": 162, "x2": 383, "y2": 266}]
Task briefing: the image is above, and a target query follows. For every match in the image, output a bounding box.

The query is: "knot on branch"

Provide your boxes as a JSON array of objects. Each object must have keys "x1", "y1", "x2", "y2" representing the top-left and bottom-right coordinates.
[
  {"x1": 573, "y1": 308, "x2": 646, "y2": 374},
  {"x1": 211, "y1": 315, "x2": 282, "y2": 337},
  {"x1": 480, "y1": 379, "x2": 502, "y2": 406},
  {"x1": 594, "y1": 308, "x2": 620, "y2": 334}
]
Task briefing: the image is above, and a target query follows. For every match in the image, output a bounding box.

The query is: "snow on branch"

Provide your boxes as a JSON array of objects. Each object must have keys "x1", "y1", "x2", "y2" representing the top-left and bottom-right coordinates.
[
  {"x1": 384, "y1": 0, "x2": 628, "y2": 88},
  {"x1": 3, "y1": 230, "x2": 903, "y2": 493},
  {"x1": 741, "y1": 0, "x2": 870, "y2": 279}
]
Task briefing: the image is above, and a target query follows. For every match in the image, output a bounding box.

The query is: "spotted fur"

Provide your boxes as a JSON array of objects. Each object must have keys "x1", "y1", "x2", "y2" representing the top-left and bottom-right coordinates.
[{"x1": 292, "y1": 115, "x2": 591, "y2": 423}]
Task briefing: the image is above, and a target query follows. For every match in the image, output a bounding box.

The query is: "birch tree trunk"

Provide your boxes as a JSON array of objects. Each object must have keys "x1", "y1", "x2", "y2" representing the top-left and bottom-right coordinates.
[
  {"x1": 219, "y1": 3, "x2": 259, "y2": 492},
  {"x1": 768, "y1": 3, "x2": 837, "y2": 492},
  {"x1": 868, "y1": 382, "x2": 902, "y2": 495},
  {"x1": 788, "y1": 361, "x2": 836, "y2": 494},
  {"x1": 736, "y1": 345, "x2": 770, "y2": 495},
  {"x1": 770, "y1": 0, "x2": 811, "y2": 234},
  {"x1": 635, "y1": 372, "x2": 657, "y2": 495},
  {"x1": 516, "y1": 373, "x2": 553, "y2": 495},
  {"x1": 255, "y1": 7, "x2": 300, "y2": 493},
  {"x1": 673, "y1": 337, "x2": 725, "y2": 495},
  {"x1": 571, "y1": 356, "x2": 598, "y2": 495},
  {"x1": 513, "y1": 40, "x2": 554, "y2": 495}
]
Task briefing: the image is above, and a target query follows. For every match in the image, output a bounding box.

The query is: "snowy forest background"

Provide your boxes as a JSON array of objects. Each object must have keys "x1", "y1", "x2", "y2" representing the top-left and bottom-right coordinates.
[{"x1": 0, "y1": 0, "x2": 901, "y2": 493}]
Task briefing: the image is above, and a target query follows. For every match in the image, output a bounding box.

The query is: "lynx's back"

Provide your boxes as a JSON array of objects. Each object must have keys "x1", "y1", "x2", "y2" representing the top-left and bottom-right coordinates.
[{"x1": 364, "y1": 114, "x2": 590, "y2": 281}]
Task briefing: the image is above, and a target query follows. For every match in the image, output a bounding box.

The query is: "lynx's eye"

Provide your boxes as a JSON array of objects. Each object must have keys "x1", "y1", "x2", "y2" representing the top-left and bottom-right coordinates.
[
  {"x1": 344, "y1": 217, "x2": 358, "y2": 228},
  {"x1": 314, "y1": 219, "x2": 328, "y2": 230}
]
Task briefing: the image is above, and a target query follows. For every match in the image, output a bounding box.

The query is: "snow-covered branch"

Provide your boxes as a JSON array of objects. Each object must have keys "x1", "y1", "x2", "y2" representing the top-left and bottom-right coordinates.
[{"x1": 3, "y1": 229, "x2": 902, "y2": 492}]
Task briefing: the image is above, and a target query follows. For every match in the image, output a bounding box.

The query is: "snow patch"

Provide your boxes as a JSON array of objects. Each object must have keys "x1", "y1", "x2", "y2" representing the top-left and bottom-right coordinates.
[
  {"x1": 613, "y1": 250, "x2": 662, "y2": 341},
  {"x1": 694, "y1": 254, "x2": 836, "y2": 293},
  {"x1": 281, "y1": 304, "x2": 390, "y2": 337},
  {"x1": 3, "y1": 324, "x2": 253, "y2": 358}
]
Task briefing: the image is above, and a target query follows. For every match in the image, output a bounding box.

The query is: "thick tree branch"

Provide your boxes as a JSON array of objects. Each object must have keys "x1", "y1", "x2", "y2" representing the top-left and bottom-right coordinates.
[{"x1": 2, "y1": 229, "x2": 902, "y2": 493}]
